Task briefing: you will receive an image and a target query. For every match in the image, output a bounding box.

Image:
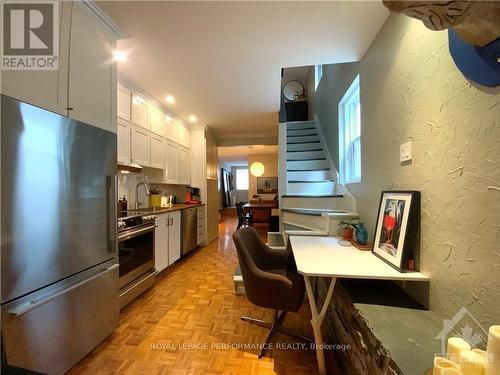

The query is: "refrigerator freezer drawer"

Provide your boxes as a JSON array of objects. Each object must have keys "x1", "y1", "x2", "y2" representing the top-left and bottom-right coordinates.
[{"x1": 1, "y1": 264, "x2": 119, "y2": 375}]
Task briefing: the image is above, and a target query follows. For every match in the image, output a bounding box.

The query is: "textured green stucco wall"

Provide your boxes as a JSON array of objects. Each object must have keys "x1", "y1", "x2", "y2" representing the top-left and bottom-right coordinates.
[{"x1": 311, "y1": 14, "x2": 500, "y2": 327}]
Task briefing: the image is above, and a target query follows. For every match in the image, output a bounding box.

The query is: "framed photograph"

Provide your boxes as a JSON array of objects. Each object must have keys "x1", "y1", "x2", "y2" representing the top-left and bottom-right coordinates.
[
  {"x1": 257, "y1": 177, "x2": 278, "y2": 194},
  {"x1": 372, "y1": 191, "x2": 420, "y2": 272}
]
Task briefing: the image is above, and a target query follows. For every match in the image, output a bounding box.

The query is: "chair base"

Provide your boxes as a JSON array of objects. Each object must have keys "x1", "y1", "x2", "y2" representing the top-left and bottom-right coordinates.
[{"x1": 241, "y1": 310, "x2": 312, "y2": 358}]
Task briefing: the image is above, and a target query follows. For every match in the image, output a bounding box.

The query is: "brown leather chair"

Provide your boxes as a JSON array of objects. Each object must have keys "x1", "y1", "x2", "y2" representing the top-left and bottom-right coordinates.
[{"x1": 232, "y1": 227, "x2": 311, "y2": 358}]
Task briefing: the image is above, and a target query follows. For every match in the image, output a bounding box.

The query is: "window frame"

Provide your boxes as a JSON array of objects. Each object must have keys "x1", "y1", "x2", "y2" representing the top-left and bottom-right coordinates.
[
  {"x1": 235, "y1": 168, "x2": 249, "y2": 191},
  {"x1": 314, "y1": 65, "x2": 323, "y2": 91},
  {"x1": 338, "y1": 75, "x2": 361, "y2": 184}
]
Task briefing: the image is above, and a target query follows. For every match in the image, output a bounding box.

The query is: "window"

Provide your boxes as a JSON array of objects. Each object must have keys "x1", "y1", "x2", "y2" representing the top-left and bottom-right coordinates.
[
  {"x1": 314, "y1": 64, "x2": 323, "y2": 91},
  {"x1": 338, "y1": 75, "x2": 361, "y2": 183},
  {"x1": 235, "y1": 168, "x2": 249, "y2": 190}
]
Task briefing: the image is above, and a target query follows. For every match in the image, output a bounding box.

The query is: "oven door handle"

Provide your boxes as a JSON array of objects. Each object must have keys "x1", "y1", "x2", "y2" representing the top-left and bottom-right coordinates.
[{"x1": 118, "y1": 225, "x2": 156, "y2": 241}]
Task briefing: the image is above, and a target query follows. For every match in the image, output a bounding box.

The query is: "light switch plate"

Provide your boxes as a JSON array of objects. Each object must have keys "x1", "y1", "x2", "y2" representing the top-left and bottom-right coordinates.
[{"x1": 400, "y1": 141, "x2": 412, "y2": 163}]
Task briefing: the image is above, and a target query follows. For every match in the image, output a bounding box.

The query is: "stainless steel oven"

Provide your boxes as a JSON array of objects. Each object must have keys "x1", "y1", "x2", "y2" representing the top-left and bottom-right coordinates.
[{"x1": 118, "y1": 213, "x2": 157, "y2": 308}]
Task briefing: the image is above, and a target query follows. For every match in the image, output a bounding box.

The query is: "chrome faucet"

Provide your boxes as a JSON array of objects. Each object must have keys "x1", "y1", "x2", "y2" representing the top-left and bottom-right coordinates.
[{"x1": 135, "y1": 182, "x2": 150, "y2": 209}]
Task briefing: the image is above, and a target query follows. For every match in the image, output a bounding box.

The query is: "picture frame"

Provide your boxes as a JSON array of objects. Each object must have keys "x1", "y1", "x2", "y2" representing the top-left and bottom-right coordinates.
[
  {"x1": 257, "y1": 177, "x2": 278, "y2": 194},
  {"x1": 372, "y1": 191, "x2": 420, "y2": 272}
]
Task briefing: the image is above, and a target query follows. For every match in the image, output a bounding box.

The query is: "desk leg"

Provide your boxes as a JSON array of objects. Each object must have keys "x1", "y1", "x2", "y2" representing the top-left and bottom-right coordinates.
[{"x1": 304, "y1": 275, "x2": 337, "y2": 375}]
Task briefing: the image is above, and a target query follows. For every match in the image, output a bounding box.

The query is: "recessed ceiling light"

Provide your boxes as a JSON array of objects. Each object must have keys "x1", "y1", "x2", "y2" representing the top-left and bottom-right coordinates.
[
  {"x1": 112, "y1": 50, "x2": 127, "y2": 62},
  {"x1": 165, "y1": 95, "x2": 175, "y2": 104},
  {"x1": 189, "y1": 115, "x2": 197, "y2": 123}
]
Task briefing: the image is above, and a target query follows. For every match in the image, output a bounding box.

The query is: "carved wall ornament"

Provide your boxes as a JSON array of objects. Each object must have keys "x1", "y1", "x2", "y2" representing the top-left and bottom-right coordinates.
[{"x1": 382, "y1": 0, "x2": 500, "y2": 47}]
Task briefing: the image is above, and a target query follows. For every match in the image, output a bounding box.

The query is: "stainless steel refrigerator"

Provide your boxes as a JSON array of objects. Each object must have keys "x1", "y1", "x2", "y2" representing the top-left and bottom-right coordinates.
[{"x1": 1, "y1": 95, "x2": 119, "y2": 374}]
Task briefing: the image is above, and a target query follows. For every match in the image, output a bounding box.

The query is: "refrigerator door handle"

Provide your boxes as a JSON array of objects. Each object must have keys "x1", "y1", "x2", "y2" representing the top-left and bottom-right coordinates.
[
  {"x1": 107, "y1": 175, "x2": 118, "y2": 254},
  {"x1": 7, "y1": 264, "x2": 119, "y2": 317}
]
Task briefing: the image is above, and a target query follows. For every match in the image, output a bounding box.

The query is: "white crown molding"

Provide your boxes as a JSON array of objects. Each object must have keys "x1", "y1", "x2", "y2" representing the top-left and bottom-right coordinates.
[
  {"x1": 118, "y1": 73, "x2": 193, "y2": 128},
  {"x1": 75, "y1": 0, "x2": 128, "y2": 39},
  {"x1": 216, "y1": 132, "x2": 277, "y2": 140}
]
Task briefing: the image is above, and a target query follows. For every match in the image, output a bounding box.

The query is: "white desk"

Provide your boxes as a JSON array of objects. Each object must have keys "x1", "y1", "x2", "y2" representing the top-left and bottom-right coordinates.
[{"x1": 289, "y1": 236, "x2": 429, "y2": 375}]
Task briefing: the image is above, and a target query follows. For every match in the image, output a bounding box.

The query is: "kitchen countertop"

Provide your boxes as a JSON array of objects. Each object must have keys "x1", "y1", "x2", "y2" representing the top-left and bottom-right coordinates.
[{"x1": 125, "y1": 203, "x2": 205, "y2": 215}]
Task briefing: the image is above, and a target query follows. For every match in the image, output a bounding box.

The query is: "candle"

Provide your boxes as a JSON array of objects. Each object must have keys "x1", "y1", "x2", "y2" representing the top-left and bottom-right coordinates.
[
  {"x1": 448, "y1": 338, "x2": 472, "y2": 361},
  {"x1": 459, "y1": 350, "x2": 486, "y2": 375},
  {"x1": 486, "y1": 326, "x2": 500, "y2": 375},
  {"x1": 434, "y1": 356, "x2": 462, "y2": 375}
]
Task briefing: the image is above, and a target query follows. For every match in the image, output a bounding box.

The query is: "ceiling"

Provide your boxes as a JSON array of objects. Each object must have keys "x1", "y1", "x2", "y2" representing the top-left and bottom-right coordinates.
[
  {"x1": 98, "y1": 1, "x2": 388, "y2": 139},
  {"x1": 219, "y1": 145, "x2": 278, "y2": 166}
]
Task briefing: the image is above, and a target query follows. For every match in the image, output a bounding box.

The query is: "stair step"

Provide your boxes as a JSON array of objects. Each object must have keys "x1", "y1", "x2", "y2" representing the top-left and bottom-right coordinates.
[
  {"x1": 287, "y1": 180, "x2": 335, "y2": 195},
  {"x1": 286, "y1": 120, "x2": 316, "y2": 130},
  {"x1": 286, "y1": 157, "x2": 326, "y2": 162},
  {"x1": 287, "y1": 149, "x2": 325, "y2": 161},
  {"x1": 287, "y1": 142, "x2": 324, "y2": 152},
  {"x1": 288, "y1": 180, "x2": 334, "y2": 183},
  {"x1": 282, "y1": 195, "x2": 354, "y2": 211},
  {"x1": 287, "y1": 159, "x2": 329, "y2": 170},
  {"x1": 282, "y1": 211, "x2": 328, "y2": 232},
  {"x1": 286, "y1": 135, "x2": 319, "y2": 143},
  {"x1": 282, "y1": 208, "x2": 348, "y2": 216},
  {"x1": 287, "y1": 128, "x2": 317, "y2": 136},
  {"x1": 287, "y1": 170, "x2": 332, "y2": 181},
  {"x1": 287, "y1": 133, "x2": 318, "y2": 138},
  {"x1": 287, "y1": 148, "x2": 323, "y2": 153}
]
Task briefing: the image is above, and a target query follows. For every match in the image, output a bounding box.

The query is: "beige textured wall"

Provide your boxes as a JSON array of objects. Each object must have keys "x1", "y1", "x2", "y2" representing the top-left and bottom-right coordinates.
[
  {"x1": 248, "y1": 153, "x2": 278, "y2": 199},
  {"x1": 313, "y1": 14, "x2": 500, "y2": 326}
]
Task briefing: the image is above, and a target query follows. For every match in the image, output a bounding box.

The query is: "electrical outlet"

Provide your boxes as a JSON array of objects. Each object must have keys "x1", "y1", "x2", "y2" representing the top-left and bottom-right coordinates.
[{"x1": 400, "y1": 141, "x2": 412, "y2": 163}]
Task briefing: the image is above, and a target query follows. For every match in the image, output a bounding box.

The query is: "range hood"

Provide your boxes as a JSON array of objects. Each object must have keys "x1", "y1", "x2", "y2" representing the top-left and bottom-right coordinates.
[{"x1": 117, "y1": 163, "x2": 143, "y2": 174}]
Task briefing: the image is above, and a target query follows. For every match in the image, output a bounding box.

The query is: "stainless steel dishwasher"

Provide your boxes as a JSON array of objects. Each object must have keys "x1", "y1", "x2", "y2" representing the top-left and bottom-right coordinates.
[{"x1": 181, "y1": 207, "x2": 198, "y2": 255}]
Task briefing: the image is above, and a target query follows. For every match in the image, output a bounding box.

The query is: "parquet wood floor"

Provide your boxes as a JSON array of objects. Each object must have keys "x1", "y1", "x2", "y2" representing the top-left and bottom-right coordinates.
[{"x1": 68, "y1": 218, "x2": 337, "y2": 375}]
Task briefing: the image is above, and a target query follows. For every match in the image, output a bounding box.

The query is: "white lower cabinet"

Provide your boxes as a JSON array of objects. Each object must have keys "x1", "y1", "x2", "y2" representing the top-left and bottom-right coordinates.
[
  {"x1": 155, "y1": 214, "x2": 169, "y2": 272},
  {"x1": 154, "y1": 211, "x2": 181, "y2": 272},
  {"x1": 168, "y1": 211, "x2": 181, "y2": 265},
  {"x1": 197, "y1": 206, "x2": 205, "y2": 245},
  {"x1": 131, "y1": 125, "x2": 151, "y2": 166},
  {"x1": 151, "y1": 134, "x2": 164, "y2": 169}
]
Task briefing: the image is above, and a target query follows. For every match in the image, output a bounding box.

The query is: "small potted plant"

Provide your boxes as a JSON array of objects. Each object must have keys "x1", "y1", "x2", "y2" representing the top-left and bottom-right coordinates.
[{"x1": 338, "y1": 220, "x2": 356, "y2": 240}]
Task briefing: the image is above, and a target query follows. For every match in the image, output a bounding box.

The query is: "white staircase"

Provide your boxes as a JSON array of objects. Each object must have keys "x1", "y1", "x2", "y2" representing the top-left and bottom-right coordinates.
[{"x1": 278, "y1": 120, "x2": 358, "y2": 235}]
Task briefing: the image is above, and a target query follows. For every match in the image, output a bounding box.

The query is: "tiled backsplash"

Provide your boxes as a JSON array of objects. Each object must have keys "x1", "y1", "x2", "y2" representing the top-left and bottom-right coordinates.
[{"x1": 118, "y1": 169, "x2": 190, "y2": 208}]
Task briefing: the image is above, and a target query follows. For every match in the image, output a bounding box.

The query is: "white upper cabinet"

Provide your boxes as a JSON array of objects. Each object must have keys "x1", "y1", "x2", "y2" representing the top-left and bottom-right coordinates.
[
  {"x1": 150, "y1": 133, "x2": 164, "y2": 169},
  {"x1": 1, "y1": 1, "x2": 118, "y2": 132},
  {"x1": 131, "y1": 125, "x2": 151, "y2": 167},
  {"x1": 131, "y1": 94, "x2": 149, "y2": 130},
  {"x1": 165, "y1": 141, "x2": 179, "y2": 184},
  {"x1": 178, "y1": 146, "x2": 191, "y2": 185},
  {"x1": 117, "y1": 118, "x2": 131, "y2": 164},
  {"x1": 165, "y1": 118, "x2": 179, "y2": 142},
  {"x1": 68, "y1": 3, "x2": 116, "y2": 133},
  {"x1": 0, "y1": 2, "x2": 71, "y2": 116},
  {"x1": 178, "y1": 124, "x2": 190, "y2": 148},
  {"x1": 149, "y1": 104, "x2": 164, "y2": 136},
  {"x1": 117, "y1": 83, "x2": 131, "y2": 120}
]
